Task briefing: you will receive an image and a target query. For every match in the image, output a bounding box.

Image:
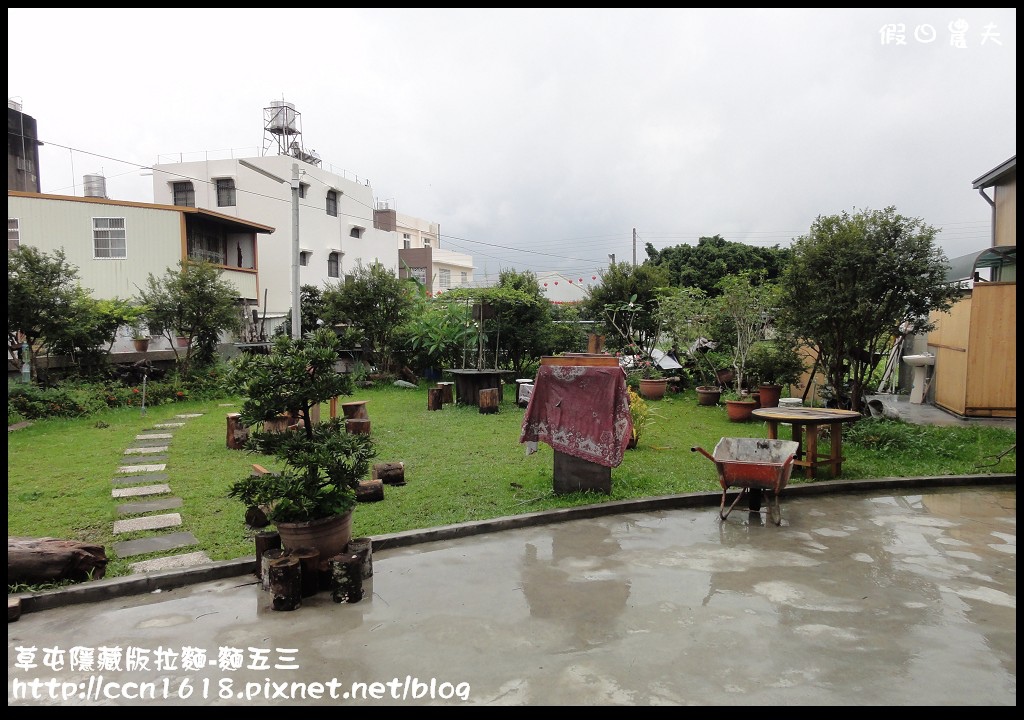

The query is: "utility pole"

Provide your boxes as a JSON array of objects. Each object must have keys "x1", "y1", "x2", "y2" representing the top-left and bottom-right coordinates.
[
  {"x1": 632, "y1": 227, "x2": 637, "y2": 267},
  {"x1": 291, "y1": 163, "x2": 301, "y2": 340}
]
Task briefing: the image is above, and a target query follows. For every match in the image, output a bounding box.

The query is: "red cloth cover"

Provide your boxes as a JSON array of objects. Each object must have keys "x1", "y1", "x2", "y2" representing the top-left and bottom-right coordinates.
[{"x1": 519, "y1": 365, "x2": 633, "y2": 468}]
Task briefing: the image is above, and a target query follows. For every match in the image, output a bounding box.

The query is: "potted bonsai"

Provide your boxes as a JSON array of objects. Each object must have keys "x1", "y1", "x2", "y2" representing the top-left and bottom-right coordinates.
[
  {"x1": 657, "y1": 286, "x2": 723, "y2": 405},
  {"x1": 227, "y1": 328, "x2": 377, "y2": 560},
  {"x1": 722, "y1": 389, "x2": 757, "y2": 422},
  {"x1": 746, "y1": 339, "x2": 807, "y2": 408}
]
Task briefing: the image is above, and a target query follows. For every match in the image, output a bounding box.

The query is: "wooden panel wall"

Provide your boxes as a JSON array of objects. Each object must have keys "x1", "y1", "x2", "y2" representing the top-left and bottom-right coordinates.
[{"x1": 965, "y1": 282, "x2": 1016, "y2": 416}]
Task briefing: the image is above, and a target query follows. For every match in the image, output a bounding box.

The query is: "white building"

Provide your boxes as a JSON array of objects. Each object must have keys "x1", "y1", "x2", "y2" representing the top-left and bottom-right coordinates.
[
  {"x1": 150, "y1": 100, "x2": 468, "y2": 327},
  {"x1": 378, "y1": 206, "x2": 474, "y2": 295}
]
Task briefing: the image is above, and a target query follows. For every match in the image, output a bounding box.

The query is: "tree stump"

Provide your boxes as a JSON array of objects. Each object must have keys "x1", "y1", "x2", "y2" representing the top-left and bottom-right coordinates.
[
  {"x1": 341, "y1": 401, "x2": 369, "y2": 420},
  {"x1": 346, "y1": 537, "x2": 373, "y2": 579},
  {"x1": 268, "y1": 555, "x2": 302, "y2": 611},
  {"x1": 427, "y1": 388, "x2": 444, "y2": 411},
  {"x1": 261, "y1": 548, "x2": 286, "y2": 592},
  {"x1": 226, "y1": 413, "x2": 249, "y2": 450},
  {"x1": 346, "y1": 418, "x2": 371, "y2": 435},
  {"x1": 291, "y1": 546, "x2": 321, "y2": 598},
  {"x1": 356, "y1": 478, "x2": 385, "y2": 502},
  {"x1": 479, "y1": 387, "x2": 500, "y2": 414},
  {"x1": 437, "y1": 381, "x2": 454, "y2": 404},
  {"x1": 8, "y1": 537, "x2": 108, "y2": 584},
  {"x1": 329, "y1": 553, "x2": 364, "y2": 603},
  {"x1": 254, "y1": 531, "x2": 281, "y2": 581},
  {"x1": 373, "y1": 462, "x2": 406, "y2": 486}
]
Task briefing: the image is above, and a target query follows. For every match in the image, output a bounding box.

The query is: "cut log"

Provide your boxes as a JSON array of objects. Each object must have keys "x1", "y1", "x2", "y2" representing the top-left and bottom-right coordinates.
[
  {"x1": 401, "y1": 366, "x2": 419, "y2": 385},
  {"x1": 253, "y1": 531, "x2": 281, "y2": 581},
  {"x1": 245, "y1": 505, "x2": 271, "y2": 528},
  {"x1": 290, "y1": 546, "x2": 321, "y2": 598},
  {"x1": 341, "y1": 401, "x2": 369, "y2": 420},
  {"x1": 437, "y1": 381, "x2": 454, "y2": 404},
  {"x1": 346, "y1": 537, "x2": 373, "y2": 579},
  {"x1": 261, "y1": 548, "x2": 287, "y2": 592},
  {"x1": 346, "y1": 418, "x2": 371, "y2": 435},
  {"x1": 372, "y1": 461, "x2": 406, "y2": 486},
  {"x1": 226, "y1": 413, "x2": 249, "y2": 450},
  {"x1": 330, "y1": 552, "x2": 364, "y2": 603},
  {"x1": 356, "y1": 478, "x2": 385, "y2": 502},
  {"x1": 427, "y1": 387, "x2": 444, "y2": 411},
  {"x1": 479, "y1": 387, "x2": 500, "y2": 414},
  {"x1": 8, "y1": 537, "x2": 108, "y2": 584},
  {"x1": 268, "y1": 555, "x2": 302, "y2": 611}
]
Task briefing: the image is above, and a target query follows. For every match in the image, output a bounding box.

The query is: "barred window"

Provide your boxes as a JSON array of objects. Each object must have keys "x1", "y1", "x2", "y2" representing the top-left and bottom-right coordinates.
[
  {"x1": 8, "y1": 218, "x2": 20, "y2": 251},
  {"x1": 328, "y1": 252, "x2": 340, "y2": 278},
  {"x1": 439, "y1": 268, "x2": 451, "y2": 289},
  {"x1": 216, "y1": 178, "x2": 236, "y2": 207},
  {"x1": 173, "y1": 182, "x2": 195, "y2": 207},
  {"x1": 326, "y1": 190, "x2": 338, "y2": 217},
  {"x1": 93, "y1": 217, "x2": 127, "y2": 258}
]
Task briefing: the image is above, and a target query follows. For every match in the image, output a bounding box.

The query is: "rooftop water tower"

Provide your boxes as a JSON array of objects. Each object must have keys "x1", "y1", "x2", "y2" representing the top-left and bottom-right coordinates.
[
  {"x1": 262, "y1": 99, "x2": 321, "y2": 166},
  {"x1": 83, "y1": 173, "x2": 107, "y2": 199}
]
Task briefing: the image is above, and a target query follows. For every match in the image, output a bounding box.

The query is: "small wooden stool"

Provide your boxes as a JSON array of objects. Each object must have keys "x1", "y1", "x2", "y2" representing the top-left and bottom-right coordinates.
[
  {"x1": 437, "y1": 381, "x2": 454, "y2": 404},
  {"x1": 341, "y1": 400, "x2": 369, "y2": 420}
]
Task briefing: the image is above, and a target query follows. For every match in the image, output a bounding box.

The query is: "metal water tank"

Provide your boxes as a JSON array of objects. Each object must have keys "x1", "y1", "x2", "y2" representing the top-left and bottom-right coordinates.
[
  {"x1": 83, "y1": 174, "x2": 107, "y2": 198},
  {"x1": 268, "y1": 100, "x2": 298, "y2": 134}
]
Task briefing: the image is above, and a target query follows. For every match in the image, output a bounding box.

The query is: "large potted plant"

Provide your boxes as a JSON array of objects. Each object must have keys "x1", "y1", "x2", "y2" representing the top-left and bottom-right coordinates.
[
  {"x1": 227, "y1": 328, "x2": 376, "y2": 560},
  {"x1": 746, "y1": 339, "x2": 807, "y2": 408}
]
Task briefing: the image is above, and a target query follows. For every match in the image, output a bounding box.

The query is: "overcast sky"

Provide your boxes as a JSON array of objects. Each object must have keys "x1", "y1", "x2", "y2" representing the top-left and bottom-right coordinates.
[{"x1": 8, "y1": 8, "x2": 1016, "y2": 280}]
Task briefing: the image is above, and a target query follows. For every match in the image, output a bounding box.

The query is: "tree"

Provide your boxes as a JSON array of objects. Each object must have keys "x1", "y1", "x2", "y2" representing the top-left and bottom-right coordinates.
[
  {"x1": 645, "y1": 235, "x2": 792, "y2": 297},
  {"x1": 716, "y1": 271, "x2": 779, "y2": 393},
  {"x1": 321, "y1": 261, "x2": 418, "y2": 375},
  {"x1": 777, "y1": 207, "x2": 961, "y2": 413},
  {"x1": 581, "y1": 261, "x2": 669, "y2": 354},
  {"x1": 275, "y1": 285, "x2": 326, "y2": 339},
  {"x1": 490, "y1": 269, "x2": 551, "y2": 376},
  {"x1": 137, "y1": 259, "x2": 243, "y2": 375}
]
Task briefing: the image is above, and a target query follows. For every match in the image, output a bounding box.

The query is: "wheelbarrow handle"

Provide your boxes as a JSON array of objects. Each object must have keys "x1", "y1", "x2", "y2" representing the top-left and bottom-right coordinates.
[{"x1": 691, "y1": 446, "x2": 715, "y2": 462}]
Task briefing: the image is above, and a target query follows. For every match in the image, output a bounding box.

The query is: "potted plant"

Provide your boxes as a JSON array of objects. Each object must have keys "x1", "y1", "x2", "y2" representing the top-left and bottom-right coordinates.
[
  {"x1": 717, "y1": 271, "x2": 779, "y2": 395},
  {"x1": 746, "y1": 340, "x2": 807, "y2": 408},
  {"x1": 227, "y1": 328, "x2": 377, "y2": 560},
  {"x1": 657, "y1": 286, "x2": 725, "y2": 405},
  {"x1": 131, "y1": 327, "x2": 151, "y2": 353},
  {"x1": 722, "y1": 389, "x2": 757, "y2": 422}
]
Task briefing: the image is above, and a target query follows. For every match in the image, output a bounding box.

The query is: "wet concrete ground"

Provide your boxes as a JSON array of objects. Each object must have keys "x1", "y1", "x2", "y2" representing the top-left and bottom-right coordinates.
[{"x1": 8, "y1": 480, "x2": 1016, "y2": 706}]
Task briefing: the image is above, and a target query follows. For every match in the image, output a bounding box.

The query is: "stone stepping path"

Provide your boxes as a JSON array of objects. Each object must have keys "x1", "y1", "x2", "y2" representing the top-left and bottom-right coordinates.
[
  {"x1": 117, "y1": 497, "x2": 182, "y2": 515},
  {"x1": 106, "y1": 413, "x2": 209, "y2": 573}
]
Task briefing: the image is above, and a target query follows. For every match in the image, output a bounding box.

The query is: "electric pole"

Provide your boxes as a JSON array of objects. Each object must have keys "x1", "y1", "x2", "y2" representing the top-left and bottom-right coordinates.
[
  {"x1": 291, "y1": 163, "x2": 301, "y2": 340},
  {"x1": 632, "y1": 227, "x2": 637, "y2": 267}
]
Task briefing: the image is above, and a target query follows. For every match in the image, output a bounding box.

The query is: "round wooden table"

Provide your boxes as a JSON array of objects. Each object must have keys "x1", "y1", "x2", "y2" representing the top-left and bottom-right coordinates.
[{"x1": 751, "y1": 407, "x2": 862, "y2": 480}]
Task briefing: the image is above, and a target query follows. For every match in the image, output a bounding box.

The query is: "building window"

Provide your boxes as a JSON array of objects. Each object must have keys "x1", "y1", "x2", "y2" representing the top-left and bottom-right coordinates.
[
  {"x1": 350, "y1": 226, "x2": 364, "y2": 239},
  {"x1": 93, "y1": 217, "x2": 127, "y2": 259},
  {"x1": 299, "y1": 182, "x2": 309, "y2": 199},
  {"x1": 402, "y1": 233, "x2": 412, "y2": 249},
  {"x1": 186, "y1": 221, "x2": 227, "y2": 264},
  {"x1": 172, "y1": 182, "x2": 195, "y2": 207},
  {"x1": 439, "y1": 268, "x2": 451, "y2": 289},
  {"x1": 8, "y1": 218, "x2": 20, "y2": 251},
  {"x1": 423, "y1": 237, "x2": 432, "y2": 247},
  {"x1": 410, "y1": 267, "x2": 427, "y2": 285},
  {"x1": 300, "y1": 251, "x2": 311, "y2": 267},
  {"x1": 328, "y1": 252, "x2": 340, "y2": 278},
  {"x1": 326, "y1": 190, "x2": 338, "y2": 217},
  {"x1": 216, "y1": 178, "x2": 236, "y2": 207},
  {"x1": 460, "y1": 271, "x2": 468, "y2": 285}
]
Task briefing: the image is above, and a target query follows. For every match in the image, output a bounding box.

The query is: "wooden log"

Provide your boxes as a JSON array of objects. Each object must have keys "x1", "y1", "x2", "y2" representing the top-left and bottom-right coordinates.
[
  {"x1": 437, "y1": 381, "x2": 454, "y2": 404},
  {"x1": 268, "y1": 555, "x2": 302, "y2": 611},
  {"x1": 341, "y1": 400, "x2": 369, "y2": 420},
  {"x1": 226, "y1": 413, "x2": 249, "y2": 450},
  {"x1": 261, "y1": 548, "x2": 286, "y2": 592},
  {"x1": 346, "y1": 537, "x2": 374, "y2": 579},
  {"x1": 329, "y1": 553, "x2": 365, "y2": 603},
  {"x1": 8, "y1": 537, "x2": 108, "y2": 584},
  {"x1": 427, "y1": 387, "x2": 444, "y2": 411},
  {"x1": 253, "y1": 531, "x2": 281, "y2": 581},
  {"x1": 318, "y1": 559, "x2": 334, "y2": 592},
  {"x1": 291, "y1": 546, "x2": 321, "y2": 598},
  {"x1": 245, "y1": 505, "x2": 271, "y2": 528},
  {"x1": 373, "y1": 461, "x2": 406, "y2": 486},
  {"x1": 346, "y1": 418, "x2": 371, "y2": 435},
  {"x1": 479, "y1": 387, "x2": 500, "y2": 414},
  {"x1": 356, "y1": 478, "x2": 385, "y2": 502}
]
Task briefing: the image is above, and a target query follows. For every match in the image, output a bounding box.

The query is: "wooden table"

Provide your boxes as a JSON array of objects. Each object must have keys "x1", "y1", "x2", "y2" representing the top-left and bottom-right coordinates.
[
  {"x1": 751, "y1": 407, "x2": 862, "y2": 480},
  {"x1": 443, "y1": 369, "x2": 513, "y2": 406}
]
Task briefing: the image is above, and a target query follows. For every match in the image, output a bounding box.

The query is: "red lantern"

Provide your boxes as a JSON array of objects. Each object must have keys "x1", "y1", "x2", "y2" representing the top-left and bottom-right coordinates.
[
  {"x1": 568, "y1": 280, "x2": 573, "y2": 284},
  {"x1": 579, "y1": 278, "x2": 583, "y2": 283},
  {"x1": 554, "y1": 281, "x2": 559, "y2": 285},
  {"x1": 592, "y1": 275, "x2": 597, "y2": 280},
  {"x1": 544, "y1": 283, "x2": 548, "y2": 287}
]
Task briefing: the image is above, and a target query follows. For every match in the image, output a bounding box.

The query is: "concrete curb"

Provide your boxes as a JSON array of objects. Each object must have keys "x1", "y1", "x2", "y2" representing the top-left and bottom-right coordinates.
[{"x1": 10, "y1": 473, "x2": 1015, "y2": 616}]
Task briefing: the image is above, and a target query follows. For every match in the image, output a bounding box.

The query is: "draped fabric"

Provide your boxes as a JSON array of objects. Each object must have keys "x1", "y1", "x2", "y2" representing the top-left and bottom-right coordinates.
[{"x1": 519, "y1": 365, "x2": 633, "y2": 468}]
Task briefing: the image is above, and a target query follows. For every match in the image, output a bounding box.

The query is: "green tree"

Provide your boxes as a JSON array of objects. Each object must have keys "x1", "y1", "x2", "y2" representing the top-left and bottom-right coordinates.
[
  {"x1": 581, "y1": 261, "x2": 670, "y2": 354},
  {"x1": 778, "y1": 207, "x2": 961, "y2": 412},
  {"x1": 491, "y1": 269, "x2": 551, "y2": 376},
  {"x1": 716, "y1": 271, "x2": 779, "y2": 393},
  {"x1": 645, "y1": 235, "x2": 792, "y2": 297},
  {"x1": 275, "y1": 284, "x2": 327, "y2": 339},
  {"x1": 321, "y1": 261, "x2": 418, "y2": 374},
  {"x1": 47, "y1": 294, "x2": 142, "y2": 376},
  {"x1": 137, "y1": 259, "x2": 243, "y2": 375}
]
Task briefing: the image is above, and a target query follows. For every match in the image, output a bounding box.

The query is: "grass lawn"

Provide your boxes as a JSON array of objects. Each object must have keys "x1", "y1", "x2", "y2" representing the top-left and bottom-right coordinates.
[{"x1": 7, "y1": 384, "x2": 1016, "y2": 579}]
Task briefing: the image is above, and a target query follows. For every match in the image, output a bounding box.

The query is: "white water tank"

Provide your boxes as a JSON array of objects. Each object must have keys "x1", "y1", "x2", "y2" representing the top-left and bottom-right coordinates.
[
  {"x1": 83, "y1": 174, "x2": 107, "y2": 198},
  {"x1": 268, "y1": 100, "x2": 298, "y2": 135}
]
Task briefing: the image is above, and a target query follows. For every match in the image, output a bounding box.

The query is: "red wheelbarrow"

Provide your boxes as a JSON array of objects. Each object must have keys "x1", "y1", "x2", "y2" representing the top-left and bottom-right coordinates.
[{"x1": 692, "y1": 438, "x2": 800, "y2": 525}]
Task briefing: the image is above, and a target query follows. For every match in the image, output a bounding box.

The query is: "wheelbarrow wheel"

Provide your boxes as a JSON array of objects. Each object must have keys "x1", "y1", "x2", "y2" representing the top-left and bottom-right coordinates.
[{"x1": 767, "y1": 494, "x2": 782, "y2": 526}]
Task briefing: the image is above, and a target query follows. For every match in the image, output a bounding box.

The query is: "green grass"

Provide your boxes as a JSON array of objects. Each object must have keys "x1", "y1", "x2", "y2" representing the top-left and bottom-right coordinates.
[{"x1": 7, "y1": 385, "x2": 1016, "y2": 580}]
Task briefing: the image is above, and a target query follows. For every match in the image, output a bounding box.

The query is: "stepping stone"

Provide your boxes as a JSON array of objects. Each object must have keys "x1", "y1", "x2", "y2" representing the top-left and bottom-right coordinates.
[
  {"x1": 132, "y1": 438, "x2": 173, "y2": 447},
  {"x1": 125, "y1": 446, "x2": 170, "y2": 454},
  {"x1": 137, "y1": 433, "x2": 174, "y2": 440},
  {"x1": 175, "y1": 413, "x2": 204, "y2": 418},
  {"x1": 113, "y1": 532, "x2": 198, "y2": 558},
  {"x1": 118, "y1": 463, "x2": 166, "y2": 473},
  {"x1": 153, "y1": 423, "x2": 185, "y2": 428},
  {"x1": 218, "y1": 403, "x2": 236, "y2": 407},
  {"x1": 113, "y1": 513, "x2": 182, "y2": 534},
  {"x1": 117, "y1": 497, "x2": 183, "y2": 515},
  {"x1": 112, "y1": 484, "x2": 171, "y2": 498},
  {"x1": 130, "y1": 551, "x2": 212, "y2": 574},
  {"x1": 112, "y1": 473, "x2": 168, "y2": 486}
]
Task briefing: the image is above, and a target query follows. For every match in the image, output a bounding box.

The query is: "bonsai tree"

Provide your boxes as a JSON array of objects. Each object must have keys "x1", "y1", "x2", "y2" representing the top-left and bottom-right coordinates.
[
  {"x1": 746, "y1": 339, "x2": 806, "y2": 388},
  {"x1": 227, "y1": 328, "x2": 376, "y2": 524}
]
